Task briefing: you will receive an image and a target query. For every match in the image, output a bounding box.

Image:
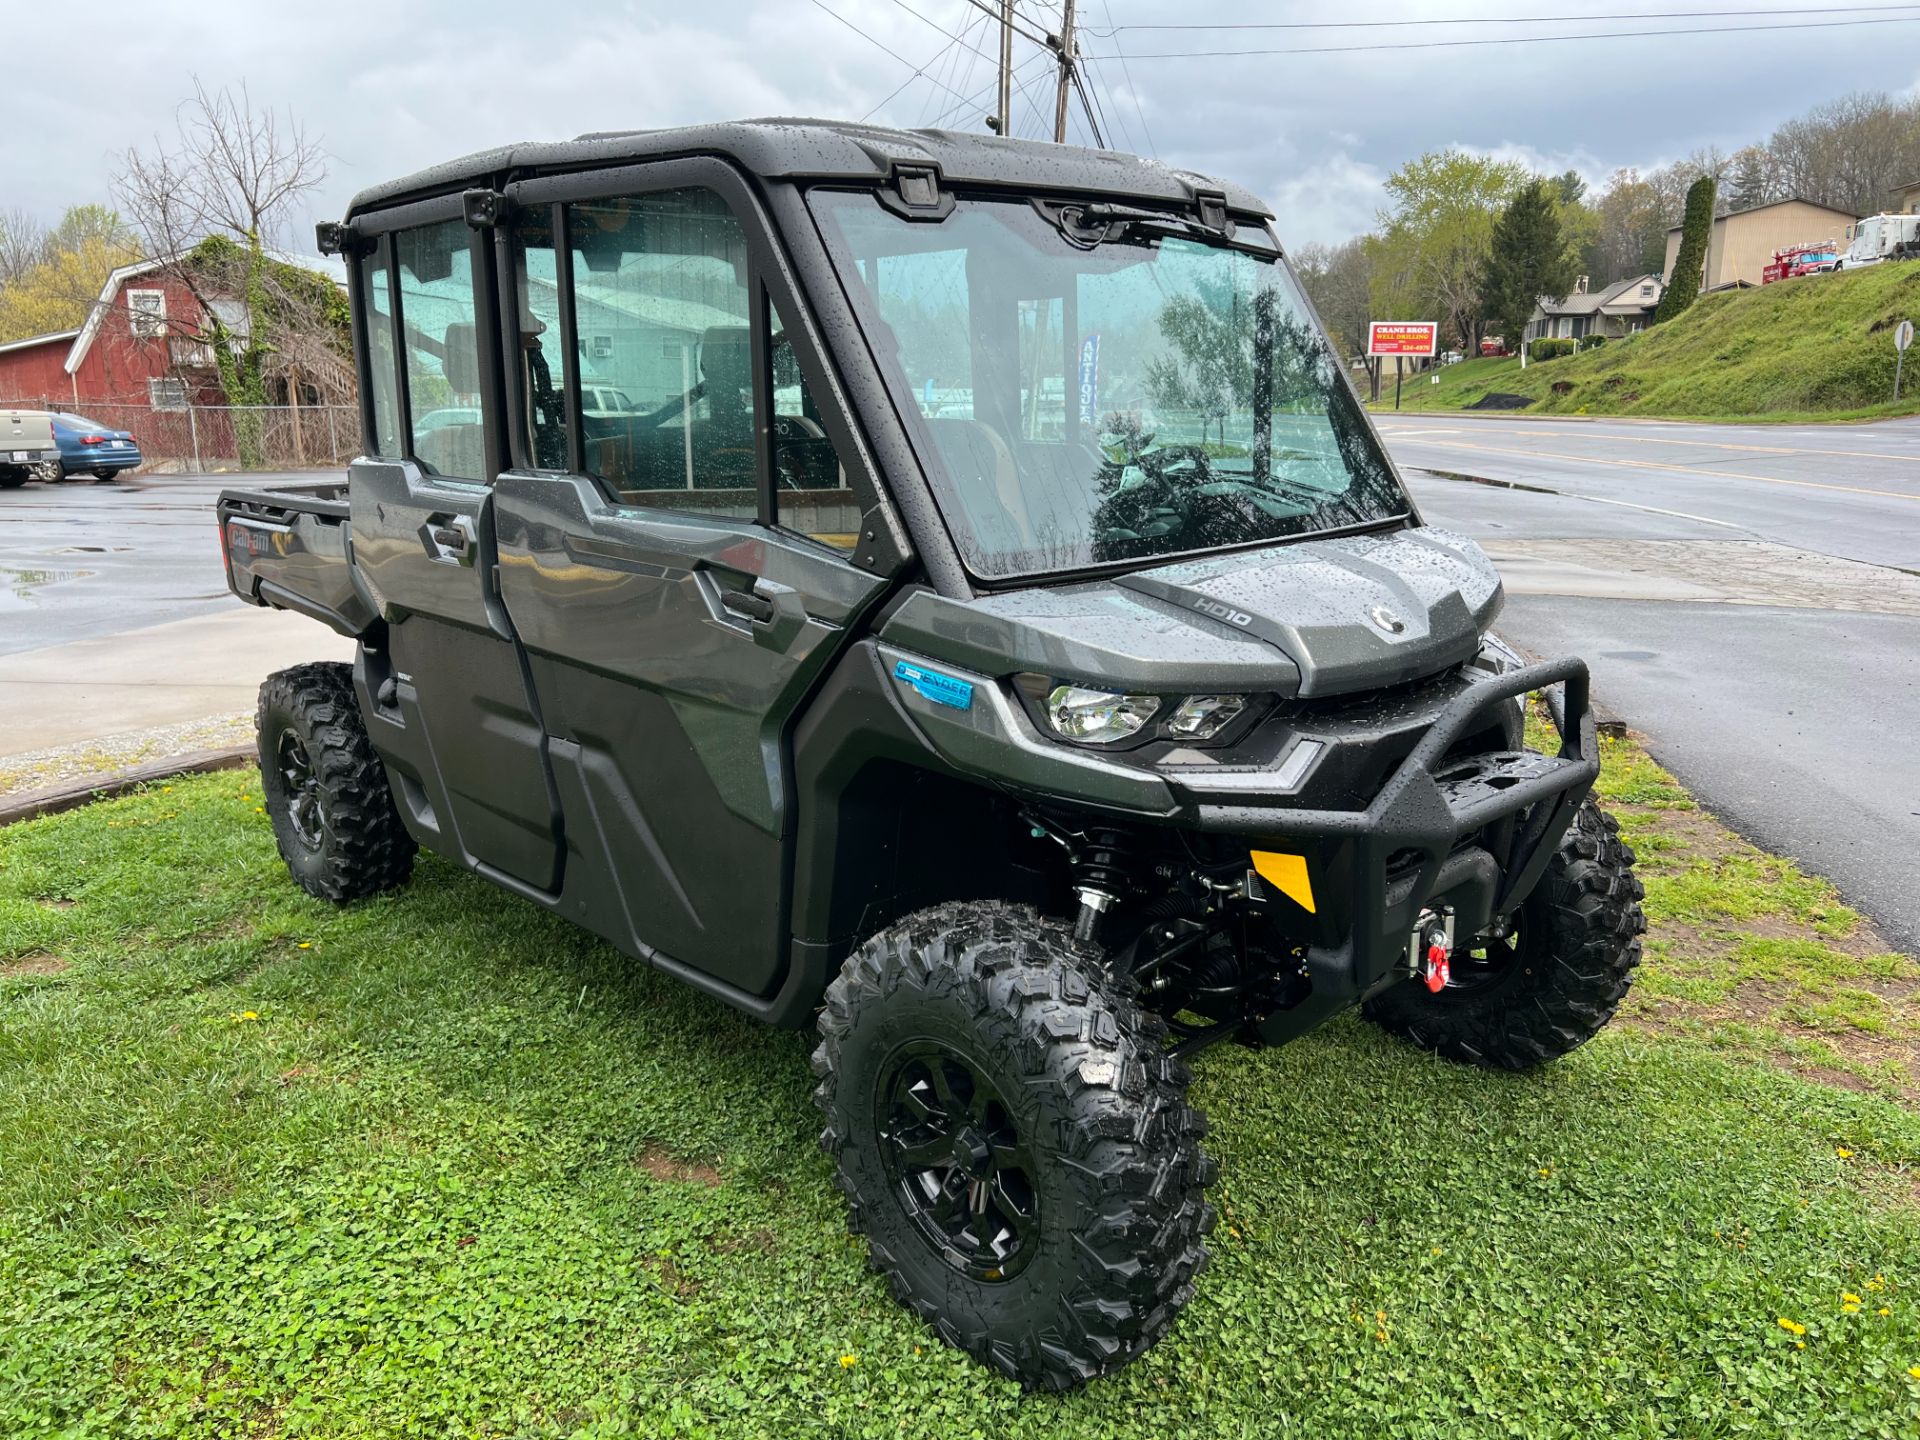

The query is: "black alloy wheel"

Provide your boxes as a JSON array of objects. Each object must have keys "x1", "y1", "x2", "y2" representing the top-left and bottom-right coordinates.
[
  {"x1": 276, "y1": 727, "x2": 326, "y2": 851},
  {"x1": 877, "y1": 1041, "x2": 1041, "y2": 1282}
]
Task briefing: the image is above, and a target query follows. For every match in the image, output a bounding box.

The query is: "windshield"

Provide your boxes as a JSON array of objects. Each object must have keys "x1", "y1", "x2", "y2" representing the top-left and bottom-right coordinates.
[{"x1": 810, "y1": 191, "x2": 1410, "y2": 580}]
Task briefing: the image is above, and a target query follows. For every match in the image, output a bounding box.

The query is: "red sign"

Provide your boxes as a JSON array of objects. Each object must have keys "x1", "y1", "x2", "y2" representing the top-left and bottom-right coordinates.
[{"x1": 1367, "y1": 321, "x2": 1439, "y2": 357}]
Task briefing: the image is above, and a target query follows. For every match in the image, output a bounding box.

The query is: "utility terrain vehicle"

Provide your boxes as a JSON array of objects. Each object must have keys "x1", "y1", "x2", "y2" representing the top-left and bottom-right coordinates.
[{"x1": 221, "y1": 120, "x2": 1643, "y2": 1390}]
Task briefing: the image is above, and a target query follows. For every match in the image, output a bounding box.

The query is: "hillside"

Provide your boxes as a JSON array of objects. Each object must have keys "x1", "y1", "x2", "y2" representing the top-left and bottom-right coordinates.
[{"x1": 1375, "y1": 261, "x2": 1920, "y2": 422}]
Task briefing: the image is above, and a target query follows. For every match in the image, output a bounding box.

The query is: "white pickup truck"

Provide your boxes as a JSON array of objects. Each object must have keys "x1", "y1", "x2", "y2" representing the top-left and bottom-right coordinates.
[{"x1": 0, "y1": 410, "x2": 60, "y2": 489}]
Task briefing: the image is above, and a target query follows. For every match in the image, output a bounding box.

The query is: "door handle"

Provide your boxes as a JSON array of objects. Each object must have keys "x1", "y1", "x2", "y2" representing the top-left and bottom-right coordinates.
[
  {"x1": 423, "y1": 515, "x2": 477, "y2": 566},
  {"x1": 720, "y1": 586, "x2": 775, "y2": 623}
]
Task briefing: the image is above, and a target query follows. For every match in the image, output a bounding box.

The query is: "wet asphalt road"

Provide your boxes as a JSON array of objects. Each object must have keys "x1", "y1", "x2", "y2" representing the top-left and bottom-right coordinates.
[
  {"x1": 0, "y1": 472, "x2": 302, "y2": 656},
  {"x1": 1383, "y1": 414, "x2": 1920, "y2": 955},
  {"x1": 4, "y1": 427, "x2": 1917, "y2": 952}
]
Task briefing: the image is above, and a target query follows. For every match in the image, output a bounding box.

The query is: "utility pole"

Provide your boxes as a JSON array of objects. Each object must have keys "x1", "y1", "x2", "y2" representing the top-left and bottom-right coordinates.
[
  {"x1": 994, "y1": 0, "x2": 1013, "y2": 136},
  {"x1": 1052, "y1": 0, "x2": 1077, "y2": 143}
]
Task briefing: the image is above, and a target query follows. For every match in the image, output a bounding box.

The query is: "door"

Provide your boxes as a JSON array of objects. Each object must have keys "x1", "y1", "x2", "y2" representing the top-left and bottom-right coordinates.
[
  {"x1": 347, "y1": 216, "x2": 561, "y2": 892},
  {"x1": 489, "y1": 171, "x2": 890, "y2": 994}
]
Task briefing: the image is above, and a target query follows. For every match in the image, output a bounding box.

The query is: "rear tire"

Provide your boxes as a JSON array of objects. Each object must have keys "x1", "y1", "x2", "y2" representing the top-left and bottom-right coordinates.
[
  {"x1": 813, "y1": 902, "x2": 1215, "y2": 1390},
  {"x1": 1363, "y1": 798, "x2": 1644, "y2": 1070},
  {"x1": 257, "y1": 662, "x2": 416, "y2": 902},
  {"x1": 0, "y1": 471, "x2": 25, "y2": 490}
]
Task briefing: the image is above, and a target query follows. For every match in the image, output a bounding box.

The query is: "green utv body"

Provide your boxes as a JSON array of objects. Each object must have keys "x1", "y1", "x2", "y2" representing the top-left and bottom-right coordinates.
[{"x1": 220, "y1": 119, "x2": 1644, "y2": 1390}]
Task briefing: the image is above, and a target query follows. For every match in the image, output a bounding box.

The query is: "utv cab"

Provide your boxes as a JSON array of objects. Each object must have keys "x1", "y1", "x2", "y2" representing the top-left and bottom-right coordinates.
[{"x1": 220, "y1": 119, "x2": 1642, "y2": 1391}]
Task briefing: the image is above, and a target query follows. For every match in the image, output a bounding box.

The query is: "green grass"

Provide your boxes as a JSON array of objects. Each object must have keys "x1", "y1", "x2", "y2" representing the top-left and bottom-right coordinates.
[
  {"x1": 1374, "y1": 262, "x2": 1920, "y2": 421},
  {"x1": 6, "y1": 767, "x2": 1920, "y2": 1437}
]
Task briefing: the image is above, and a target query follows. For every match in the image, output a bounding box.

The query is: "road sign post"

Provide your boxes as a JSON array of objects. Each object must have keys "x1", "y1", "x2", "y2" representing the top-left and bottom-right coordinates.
[
  {"x1": 1895, "y1": 319, "x2": 1914, "y2": 403},
  {"x1": 1367, "y1": 322, "x2": 1439, "y2": 411}
]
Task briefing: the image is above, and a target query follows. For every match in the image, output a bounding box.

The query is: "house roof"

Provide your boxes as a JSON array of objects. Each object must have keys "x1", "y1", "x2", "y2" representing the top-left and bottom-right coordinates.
[
  {"x1": 1535, "y1": 274, "x2": 1662, "y2": 318},
  {"x1": 1664, "y1": 195, "x2": 1858, "y2": 234},
  {"x1": 0, "y1": 328, "x2": 80, "y2": 357},
  {"x1": 344, "y1": 117, "x2": 1270, "y2": 223},
  {"x1": 63, "y1": 250, "x2": 347, "y2": 377}
]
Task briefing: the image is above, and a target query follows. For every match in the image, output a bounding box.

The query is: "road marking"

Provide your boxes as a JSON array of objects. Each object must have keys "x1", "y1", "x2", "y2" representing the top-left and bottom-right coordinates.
[
  {"x1": 1393, "y1": 435, "x2": 1920, "y2": 503},
  {"x1": 1381, "y1": 420, "x2": 1920, "y2": 466},
  {"x1": 1412, "y1": 469, "x2": 1750, "y2": 532}
]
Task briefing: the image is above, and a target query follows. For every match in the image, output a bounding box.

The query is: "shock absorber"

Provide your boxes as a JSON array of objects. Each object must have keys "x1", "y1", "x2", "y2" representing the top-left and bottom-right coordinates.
[
  {"x1": 1024, "y1": 812, "x2": 1138, "y2": 947},
  {"x1": 1068, "y1": 828, "x2": 1135, "y2": 946}
]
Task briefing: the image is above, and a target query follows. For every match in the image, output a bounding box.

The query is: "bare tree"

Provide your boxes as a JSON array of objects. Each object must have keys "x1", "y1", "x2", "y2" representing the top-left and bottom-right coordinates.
[
  {"x1": 0, "y1": 207, "x2": 48, "y2": 287},
  {"x1": 113, "y1": 80, "x2": 339, "y2": 464}
]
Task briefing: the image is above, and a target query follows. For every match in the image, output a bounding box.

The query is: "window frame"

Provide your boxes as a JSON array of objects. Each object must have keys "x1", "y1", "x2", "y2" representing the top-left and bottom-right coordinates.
[
  {"x1": 499, "y1": 157, "x2": 885, "y2": 554},
  {"x1": 347, "y1": 193, "x2": 505, "y2": 483}
]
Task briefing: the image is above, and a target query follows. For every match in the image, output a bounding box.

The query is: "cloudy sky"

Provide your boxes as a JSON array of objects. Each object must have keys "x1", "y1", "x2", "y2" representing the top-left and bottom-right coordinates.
[{"x1": 7, "y1": 0, "x2": 1920, "y2": 254}]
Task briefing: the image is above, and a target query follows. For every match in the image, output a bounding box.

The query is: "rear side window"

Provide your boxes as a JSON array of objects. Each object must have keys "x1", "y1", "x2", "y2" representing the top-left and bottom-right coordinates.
[
  {"x1": 395, "y1": 220, "x2": 485, "y2": 479},
  {"x1": 561, "y1": 187, "x2": 755, "y2": 520},
  {"x1": 361, "y1": 245, "x2": 402, "y2": 457}
]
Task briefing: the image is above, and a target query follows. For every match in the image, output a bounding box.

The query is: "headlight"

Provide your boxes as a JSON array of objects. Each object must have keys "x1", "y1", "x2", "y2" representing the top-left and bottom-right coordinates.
[
  {"x1": 1046, "y1": 684, "x2": 1160, "y2": 744},
  {"x1": 1164, "y1": 694, "x2": 1246, "y2": 740}
]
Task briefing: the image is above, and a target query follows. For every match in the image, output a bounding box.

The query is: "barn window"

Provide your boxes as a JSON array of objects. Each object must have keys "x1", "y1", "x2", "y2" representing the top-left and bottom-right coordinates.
[
  {"x1": 127, "y1": 288, "x2": 167, "y2": 338},
  {"x1": 148, "y1": 376, "x2": 188, "y2": 410}
]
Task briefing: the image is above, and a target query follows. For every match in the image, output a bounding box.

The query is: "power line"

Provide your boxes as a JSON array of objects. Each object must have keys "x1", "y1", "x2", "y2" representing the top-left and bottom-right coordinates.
[
  {"x1": 1099, "y1": 0, "x2": 1156, "y2": 158},
  {"x1": 925, "y1": 47, "x2": 1052, "y2": 128},
  {"x1": 806, "y1": 0, "x2": 988, "y2": 116},
  {"x1": 1084, "y1": 12, "x2": 1920, "y2": 58},
  {"x1": 1079, "y1": 3, "x2": 1920, "y2": 34}
]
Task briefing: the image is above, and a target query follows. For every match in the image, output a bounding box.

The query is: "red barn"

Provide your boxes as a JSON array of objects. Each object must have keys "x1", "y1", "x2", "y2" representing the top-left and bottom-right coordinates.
[{"x1": 0, "y1": 252, "x2": 348, "y2": 464}]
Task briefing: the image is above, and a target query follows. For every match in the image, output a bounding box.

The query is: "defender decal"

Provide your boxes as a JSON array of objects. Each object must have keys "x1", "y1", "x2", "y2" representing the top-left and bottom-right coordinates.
[{"x1": 892, "y1": 660, "x2": 974, "y2": 711}]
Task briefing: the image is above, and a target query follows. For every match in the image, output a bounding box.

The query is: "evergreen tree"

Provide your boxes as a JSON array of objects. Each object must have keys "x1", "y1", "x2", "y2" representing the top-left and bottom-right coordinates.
[
  {"x1": 1477, "y1": 179, "x2": 1574, "y2": 355},
  {"x1": 1655, "y1": 175, "x2": 1717, "y2": 323}
]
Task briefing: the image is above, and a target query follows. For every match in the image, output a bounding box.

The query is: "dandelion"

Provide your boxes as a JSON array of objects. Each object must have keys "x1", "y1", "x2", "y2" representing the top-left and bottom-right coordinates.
[
  {"x1": 1880, "y1": 1308, "x2": 1892, "y2": 1317},
  {"x1": 1908, "y1": 1365, "x2": 1920, "y2": 1381},
  {"x1": 1837, "y1": 1147, "x2": 1855, "y2": 1159},
  {"x1": 1539, "y1": 1166, "x2": 1553, "y2": 1178},
  {"x1": 1777, "y1": 1318, "x2": 1806, "y2": 1337},
  {"x1": 1843, "y1": 1303, "x2": 1861, "y2": 1315},
  {"x1": 1795, "y1": 1341, "x2": 1806, "y2": 1350},
  {"x1": 838, "y1": 1354, "x2": 857, "y2": 1369},
  {"x1": 1843, "y1": 1292, "x2": 1862, "y2": 1305},
  {"x1": 1868, "y1": 1275, "x2": 1888, "y2": 1292},
  {"x1": 297, "y1": 942, "x2": 312, "y2": 950},
  {"x1": 1227, "y1": 1226, "x2": 1242, "y2": 1239},
  {"x1": 1374, "y1": 1328, "x2": 1388, "y2": 1343},
  {"x1": 1376, "y1": 1310, "x2": 1387, "y2": 1324}
]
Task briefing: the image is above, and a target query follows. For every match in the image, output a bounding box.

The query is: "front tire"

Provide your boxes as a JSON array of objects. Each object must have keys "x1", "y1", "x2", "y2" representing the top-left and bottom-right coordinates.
[
  {"x1": 257, "y1": 662, "x2": 416, "y2": 902},
  {"x1": 813, "y1": 902, "x2": 1215, "y2": 1390},
  {"x1": 1363, "y1": 798, "x2": 1644, "y2": 1070}
]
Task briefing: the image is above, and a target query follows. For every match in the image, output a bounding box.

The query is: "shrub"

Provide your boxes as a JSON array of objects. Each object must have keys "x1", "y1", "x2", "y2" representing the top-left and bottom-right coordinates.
[
  {"x1": 1530, "y1": 337, "x2": 1577, "y2": 361},
  {"x1": 1656, "y1": 175, "x2": 1717, "y2": 324},
  {"x1": 1578, "y1": 334, "x2": 1608, "y2": 351}
]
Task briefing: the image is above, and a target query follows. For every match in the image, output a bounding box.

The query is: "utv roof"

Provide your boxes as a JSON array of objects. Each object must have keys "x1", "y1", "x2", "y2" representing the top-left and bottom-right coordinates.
[{"x1": 345, "y1": 117, "x2": 1272, "y2": 222}]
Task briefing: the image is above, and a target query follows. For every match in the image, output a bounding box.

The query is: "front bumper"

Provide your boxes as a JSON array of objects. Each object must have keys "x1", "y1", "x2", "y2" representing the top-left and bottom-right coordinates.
[{"x1": 1175, "y1": 658, "x2": 1599, "y2": 1044}]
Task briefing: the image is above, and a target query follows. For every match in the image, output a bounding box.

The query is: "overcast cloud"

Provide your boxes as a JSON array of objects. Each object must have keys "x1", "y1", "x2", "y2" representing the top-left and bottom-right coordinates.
[{"x1": 7, "y1": 0, "x2": 1920, "y2": 255}]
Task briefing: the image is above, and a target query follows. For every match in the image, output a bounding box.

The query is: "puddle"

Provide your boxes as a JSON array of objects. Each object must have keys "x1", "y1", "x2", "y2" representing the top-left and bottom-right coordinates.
[{"x1": 0, "y1": 566, "x2": 94, "y2": 611}]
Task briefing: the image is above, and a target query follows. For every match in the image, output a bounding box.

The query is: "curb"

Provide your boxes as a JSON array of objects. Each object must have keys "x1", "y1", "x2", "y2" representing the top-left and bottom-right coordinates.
[{"x1": 0, "y1": 745, "x2": 256, "y2": 827}]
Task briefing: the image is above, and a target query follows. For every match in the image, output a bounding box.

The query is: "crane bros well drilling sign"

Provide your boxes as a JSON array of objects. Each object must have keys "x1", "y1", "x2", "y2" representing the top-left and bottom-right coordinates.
[
  {"x1": 1367, "y1": 321, "x2": 1439, "y2": 410},
  {"x1": 1366, "y1": 322, "x2": 1439, "y2": 357}
]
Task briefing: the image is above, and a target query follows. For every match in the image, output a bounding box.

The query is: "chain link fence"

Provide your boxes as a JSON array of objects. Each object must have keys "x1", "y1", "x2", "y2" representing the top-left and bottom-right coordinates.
[{"x1": 5, "y1": 399, "x2": 359, "y2": 471}]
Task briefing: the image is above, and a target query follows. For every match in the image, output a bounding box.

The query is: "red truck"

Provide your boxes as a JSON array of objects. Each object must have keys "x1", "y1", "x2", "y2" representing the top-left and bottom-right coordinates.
[{"x1": 1762, "y1": 241, "x2": 1840, "y2": 284}]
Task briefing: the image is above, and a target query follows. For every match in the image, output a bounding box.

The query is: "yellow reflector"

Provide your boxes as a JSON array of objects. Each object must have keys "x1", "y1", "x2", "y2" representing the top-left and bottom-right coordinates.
[{"x1": 1250, "y1": 851, "x2": 1315, "y2": 914}]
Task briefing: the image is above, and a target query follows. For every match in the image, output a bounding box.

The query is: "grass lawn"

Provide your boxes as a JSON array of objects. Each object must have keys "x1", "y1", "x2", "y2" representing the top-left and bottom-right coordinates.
[
  {"x1": 1371, "y1": 261, "x2": 1920, "y2": 423},
  {"x1": 4, "y1": 740, "x2": 1920, "y2": 1437}
]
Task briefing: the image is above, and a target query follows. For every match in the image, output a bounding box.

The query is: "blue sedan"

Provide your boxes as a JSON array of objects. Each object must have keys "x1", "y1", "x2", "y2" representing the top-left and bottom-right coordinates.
[{"x1": 51, "y1": 413, "x2": 142, "y2": 480}]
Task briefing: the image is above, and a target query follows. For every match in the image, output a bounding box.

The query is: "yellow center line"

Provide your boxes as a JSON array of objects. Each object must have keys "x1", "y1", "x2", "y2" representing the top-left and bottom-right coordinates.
[{"x1": 1397, "y1": 435, "x2": 1920, "y2": 503}]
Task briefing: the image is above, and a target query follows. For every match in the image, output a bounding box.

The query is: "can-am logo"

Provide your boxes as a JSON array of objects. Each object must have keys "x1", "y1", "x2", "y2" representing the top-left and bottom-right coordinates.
[{"x1": 1192, "y1": 598, "x2": 1254, "y2": 628}]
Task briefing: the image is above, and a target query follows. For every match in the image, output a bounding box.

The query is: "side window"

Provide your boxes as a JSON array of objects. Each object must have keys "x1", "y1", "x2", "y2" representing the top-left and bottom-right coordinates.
[
  {"x1": 562, "y1": 188, "x2": 754, "y2": 519},
  {"x1": 395, "y1": 220, "x2": 485, "y2": 479},
  {"x1": 769, "y1": 300, "x2": 858, "y2": 551},
  {"x1": 360, "y1": 245, "x2": 402, "y2": 457},
  {"x1": 512, "y1": 208, "x2": 570, "y2": 470}
]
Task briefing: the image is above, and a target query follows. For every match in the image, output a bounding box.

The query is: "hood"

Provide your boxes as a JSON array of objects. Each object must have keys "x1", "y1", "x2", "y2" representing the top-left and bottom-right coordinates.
[
  {"x1": 1113, "y1": 527, "x2": 1502, "y2": 697},
  {"x1": 878, "y1": 525, "x2": 1503, "y2": 699}
]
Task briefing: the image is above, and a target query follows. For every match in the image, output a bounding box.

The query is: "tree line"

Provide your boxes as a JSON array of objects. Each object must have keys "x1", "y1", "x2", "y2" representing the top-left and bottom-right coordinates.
[{"x1": 1297, "y1": 87, "x2": 1920, "y2": 359}]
